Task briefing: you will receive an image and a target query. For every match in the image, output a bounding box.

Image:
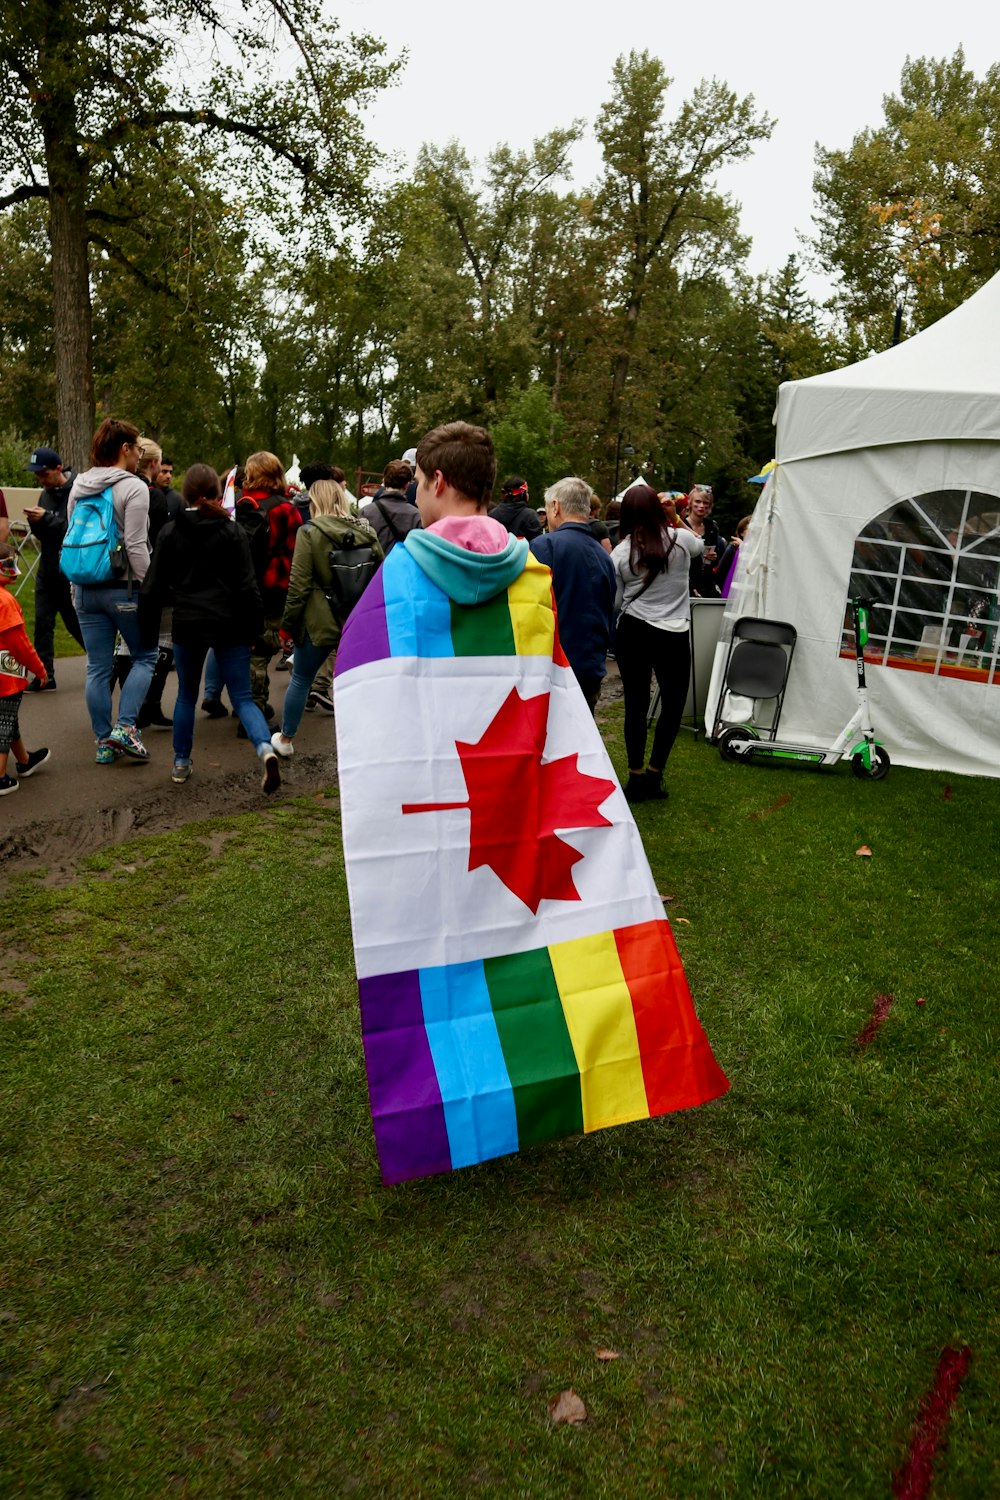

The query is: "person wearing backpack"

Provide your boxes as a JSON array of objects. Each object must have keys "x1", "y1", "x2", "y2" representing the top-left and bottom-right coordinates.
[
  {"x1": 358, "y1": 460, "x2": 421, "y2": 556},
  {"x1": 65, "y1": 418, "x2": 158, "y2": 764},
  {"x1": 138, "y1": 465, "x2": 282, "y2": 795},
  {"x1": 269, "y1": 480, "x2": 382, "y2": 758},
  {"x1": 238, "y1": 451, "x2": 301, "y2": 718}
]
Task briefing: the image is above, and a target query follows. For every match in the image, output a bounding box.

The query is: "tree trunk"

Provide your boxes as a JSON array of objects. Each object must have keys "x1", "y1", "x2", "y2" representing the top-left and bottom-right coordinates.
[{"x1": 46, "y1": 173, "x2": 94, "y2": 472}]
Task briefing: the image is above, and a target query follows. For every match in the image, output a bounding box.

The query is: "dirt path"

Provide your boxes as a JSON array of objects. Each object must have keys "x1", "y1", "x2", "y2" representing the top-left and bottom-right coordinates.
[
  {"x1": 0, "y1": 657, "x2": 337, "y2": 886},
  {"x1": 0, "y1": 657, "x2": 624, "y2": 888}
]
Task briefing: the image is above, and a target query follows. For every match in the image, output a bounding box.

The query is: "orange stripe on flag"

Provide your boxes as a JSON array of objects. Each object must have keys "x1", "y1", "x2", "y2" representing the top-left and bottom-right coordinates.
[{"x1": 614, "y1": 921, "x2": 730, "y2": 1114}]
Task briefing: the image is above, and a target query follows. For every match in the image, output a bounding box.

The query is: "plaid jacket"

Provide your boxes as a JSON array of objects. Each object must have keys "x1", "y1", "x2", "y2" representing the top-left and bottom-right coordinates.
[{"x1": 241, "y1": 489, "x2": 302, "y2": 611}]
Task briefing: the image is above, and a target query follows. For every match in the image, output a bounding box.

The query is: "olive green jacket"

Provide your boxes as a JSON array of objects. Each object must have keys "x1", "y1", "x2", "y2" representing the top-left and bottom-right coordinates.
[{"x1": 281, "y1": 515, "x2": 383, "y2": 648}]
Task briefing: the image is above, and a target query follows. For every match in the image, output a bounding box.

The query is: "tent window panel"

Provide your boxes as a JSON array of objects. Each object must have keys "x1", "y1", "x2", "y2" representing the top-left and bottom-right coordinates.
[
  {"x1": 899, "y1": 548, "x2": 953, "y2": 583},
  {"x1": 854, "y1": 541, "x2": 902, "y2": 574},
  {"x1": 956, "y1": 555, "x2": 1000, "y2": 588},
  {"x1": 846, "y1": 490, "x2": 1000, "y2": 679},
  {"x1": 909, "y1": 491, "x2": 968, "y2": 538}
]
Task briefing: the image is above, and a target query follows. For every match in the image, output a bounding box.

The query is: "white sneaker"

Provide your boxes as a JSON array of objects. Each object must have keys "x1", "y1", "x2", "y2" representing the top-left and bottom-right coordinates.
[{"x1": 270, "y1": 731, "x2": 294, "y2": 758}]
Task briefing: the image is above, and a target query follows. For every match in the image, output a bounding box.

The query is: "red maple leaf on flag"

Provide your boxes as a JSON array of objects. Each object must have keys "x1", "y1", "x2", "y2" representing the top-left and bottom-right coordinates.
[{"x1": 402, "y1": 687, "x2": 616, "y2": 912}]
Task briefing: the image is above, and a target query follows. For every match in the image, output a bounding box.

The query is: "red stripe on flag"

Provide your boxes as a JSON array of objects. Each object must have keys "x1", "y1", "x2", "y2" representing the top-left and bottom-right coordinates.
[{"x1": 614, "y1": 920, "x2": 729, "y2": 1114}]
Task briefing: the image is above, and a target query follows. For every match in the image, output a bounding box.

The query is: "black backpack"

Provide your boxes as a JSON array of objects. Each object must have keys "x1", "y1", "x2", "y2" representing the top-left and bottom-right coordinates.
[{"x1": 324, "y1": 531, "x2": 380, "y2": 622}]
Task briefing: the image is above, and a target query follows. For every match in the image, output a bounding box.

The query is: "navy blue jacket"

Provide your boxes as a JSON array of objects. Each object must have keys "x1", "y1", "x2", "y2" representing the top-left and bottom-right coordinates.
[{"x1": 530, "y1": 521, "x2": 616, "y2": 684}]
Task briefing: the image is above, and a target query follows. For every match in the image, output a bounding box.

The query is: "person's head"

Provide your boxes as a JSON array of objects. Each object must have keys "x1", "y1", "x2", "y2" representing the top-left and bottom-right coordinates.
[
  {"x1": 590, "y1": 495, "x2": 602, "y2": 518},
  {"x1": 156, "y1": 457, "x2": 174, "y2": 487},
  {"x1": 0, "y1": 541, "x2": 19, "y2": 585},
  {"x1": 735, "y1": 514, "x2": 752, "y2": 541},
  {"x1": 414, "y1": 422, "x2": 496, "y2": 524},
  {"x1": 500, "y1": 475, "x2": 528, "y2": 503},
  {"x1": 181, "y1": 462, "x2": 224, "y2": 513},
  {"x1": 137, "y1": 438, "x2": 162, "y2": 481},
  {"x1": 382, "y1": 459, "x2": 413, "y2": 493},
  {"x1": 330, "y1": 466, "x2": 347, "y2": 486},
  {"x1": 620, "y1": 483, "x2": 672, "y2": 573},
  {"x1": 309, "y1": 479, "x2": 352, "y2": 520},
  {"x1": 300, "y1": 462, "x2": 334, "y2": 490},
  {"x1": 544, "y1": 476, "x2": 592, "y2": 531},
  {"x1": 25, "y1": 447, "x2": 65, "y2": 488},
  {"x1": 688, "y1": 483, "x2": 714, "y2": 519},
  {"x1": 91, "y1": 418, "x2": 141, "y2": 471},
  {"x1": 243, "y1": 451, "x2": 286, "y2": 495},
  {"x1": 605, "y1": 499, "x2": 622, "y2": 523}
]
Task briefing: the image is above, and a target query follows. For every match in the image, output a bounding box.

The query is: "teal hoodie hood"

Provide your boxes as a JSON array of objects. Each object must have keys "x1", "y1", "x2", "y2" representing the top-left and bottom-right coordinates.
[{"x1": 404, "y1": 528, "x2": 529, "y2": 605}]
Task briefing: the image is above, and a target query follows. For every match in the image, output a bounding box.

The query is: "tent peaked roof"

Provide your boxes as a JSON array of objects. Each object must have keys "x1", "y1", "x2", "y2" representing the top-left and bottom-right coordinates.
[{"x1": 775, "y1": 271, "x2": 1000, "y2": 463}]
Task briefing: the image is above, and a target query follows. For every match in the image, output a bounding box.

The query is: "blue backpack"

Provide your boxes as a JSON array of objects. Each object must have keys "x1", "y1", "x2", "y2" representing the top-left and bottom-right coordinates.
[{"x1": 60, "y1": 486, "x2": 126, "y2": 585}]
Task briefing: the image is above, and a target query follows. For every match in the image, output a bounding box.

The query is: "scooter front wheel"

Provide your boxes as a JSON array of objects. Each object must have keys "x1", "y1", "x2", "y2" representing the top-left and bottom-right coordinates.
[
  {"x1": 851, "y1": 746, "x2": 891, "y2": 781},
  {"x1": 718, "y1": 726, "x2": 757, "y2": 763}
]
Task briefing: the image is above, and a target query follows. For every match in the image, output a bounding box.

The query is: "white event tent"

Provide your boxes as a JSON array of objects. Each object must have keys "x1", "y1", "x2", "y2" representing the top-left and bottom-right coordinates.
[{"x1": 706, "y1": 272, "x2": 1000, "y2": 779}]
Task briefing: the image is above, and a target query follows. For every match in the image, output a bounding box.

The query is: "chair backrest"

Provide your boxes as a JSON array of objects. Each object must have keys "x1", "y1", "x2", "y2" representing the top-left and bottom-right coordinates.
[
  {"x1": 726, "y1": 640, "x2": 790, "y2": 699},
  {"x1": 732, "y1": 616, "x2": 797, "y2": 648}
]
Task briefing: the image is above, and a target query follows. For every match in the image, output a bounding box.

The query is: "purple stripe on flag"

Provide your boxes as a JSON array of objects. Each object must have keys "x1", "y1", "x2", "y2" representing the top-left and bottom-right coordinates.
[
  {"x1": 334, "y1": 569, "x2": 390, "y2": 677},
  {"x1": 358, "y1": 970, "x2": 453, "y2": 1184}
]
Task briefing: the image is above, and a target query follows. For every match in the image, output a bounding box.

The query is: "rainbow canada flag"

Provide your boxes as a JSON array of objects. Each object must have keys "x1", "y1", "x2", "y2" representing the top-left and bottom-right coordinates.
[{"x1": 335, "y1": 541, "x2": 729, "y2": 1185}]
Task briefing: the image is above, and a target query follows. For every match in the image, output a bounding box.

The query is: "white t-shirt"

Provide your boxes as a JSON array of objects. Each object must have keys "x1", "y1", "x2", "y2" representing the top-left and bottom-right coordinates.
[{"x1": 611, "y1": 527, "x2": 703, "y2": 630}]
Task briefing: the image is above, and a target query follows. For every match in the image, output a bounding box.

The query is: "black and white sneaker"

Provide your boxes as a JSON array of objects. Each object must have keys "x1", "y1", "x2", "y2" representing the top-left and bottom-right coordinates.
[
  {"x1": 306, "y1": 691, "x2": 335, "y2": 715},
  {"x1": 15, "y1": 748, "x2": 50, "y2": 778}
]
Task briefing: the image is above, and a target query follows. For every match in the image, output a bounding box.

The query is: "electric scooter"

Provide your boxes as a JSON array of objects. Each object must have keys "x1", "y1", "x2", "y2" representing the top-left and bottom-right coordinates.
[{"x1": 717, "y1": 598, "x2": 890, "y2": 779}]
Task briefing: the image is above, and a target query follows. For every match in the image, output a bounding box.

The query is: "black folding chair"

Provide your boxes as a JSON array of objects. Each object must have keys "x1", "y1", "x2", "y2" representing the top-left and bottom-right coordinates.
[{"x1": 710, "y1": 617, "x2": 797, "y2": 741}]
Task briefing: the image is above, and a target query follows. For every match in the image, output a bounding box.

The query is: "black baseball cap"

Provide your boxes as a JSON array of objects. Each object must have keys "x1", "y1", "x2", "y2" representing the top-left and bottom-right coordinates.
[{"x1": 26, "y1": 447, "x2": 61, "y2": 472}]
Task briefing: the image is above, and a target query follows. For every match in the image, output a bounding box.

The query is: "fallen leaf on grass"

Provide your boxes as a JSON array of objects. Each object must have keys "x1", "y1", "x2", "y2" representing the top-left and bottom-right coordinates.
[
  {"x1": 856, "y1": 845, "x2": 873, "y2": 858},
  {"x1": 548, "y1": 1389, "x2": 587, "y2": 1425},
  {"x1": 943, "y1": 784, "x2": 952, "y2": 801},
  {"x1": 916, "y1": 997, "x2": 927, "y2": 1006},
  {"x1": 675, "y1": 917, "x2": 692, "y2": 925},
  {"x1": 595, "y1": 1348, "x2": 620, "y2": 1362}
]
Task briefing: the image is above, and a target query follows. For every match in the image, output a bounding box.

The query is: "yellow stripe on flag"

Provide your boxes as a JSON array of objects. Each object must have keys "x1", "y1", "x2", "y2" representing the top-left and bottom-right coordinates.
[
  {"x1": 507, "y1": 556, "x2": 555, "y2": 657},
  {"x1": 548, "y1": 931, "x2": 650, "y2": 1132}
]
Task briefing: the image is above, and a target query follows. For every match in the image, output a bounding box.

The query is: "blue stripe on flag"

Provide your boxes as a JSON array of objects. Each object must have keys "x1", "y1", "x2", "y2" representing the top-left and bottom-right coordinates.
[
  {"x1": 419, "y1": 960, "x2": 519, "y2": 1169},
  {"x1": 383, "y1": 547, "x2": 454, "y2": 658}
]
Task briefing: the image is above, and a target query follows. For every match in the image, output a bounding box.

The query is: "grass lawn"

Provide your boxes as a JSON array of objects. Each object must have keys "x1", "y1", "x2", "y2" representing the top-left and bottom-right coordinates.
[{"x1": 2, "y1": 717, "x2": 998, "y2": 1496}]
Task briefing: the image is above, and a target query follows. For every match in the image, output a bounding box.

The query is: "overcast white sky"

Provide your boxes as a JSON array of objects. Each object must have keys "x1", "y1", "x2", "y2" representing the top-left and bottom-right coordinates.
[{"x1": 344, "y1": 0, "x2": 997, "y2": 300}]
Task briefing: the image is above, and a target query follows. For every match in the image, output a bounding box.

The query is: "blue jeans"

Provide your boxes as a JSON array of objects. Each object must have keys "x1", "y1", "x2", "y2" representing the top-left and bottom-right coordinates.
[
  {"x1": 204, "y1": 648, "x2": 224, "y2": 704},
  {"x1": 173, "y1": 643, "x2": 272, "y2": 761},
  {"x1": 281, "y1": 636, "x2": 331, "y2": 738},
  {"x1": 76, "y1": 586, "x2": 158, "y2": 741}
]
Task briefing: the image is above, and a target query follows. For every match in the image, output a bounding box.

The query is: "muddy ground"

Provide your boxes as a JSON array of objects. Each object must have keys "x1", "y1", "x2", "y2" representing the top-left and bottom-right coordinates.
[{"x1": 0, "y1": 656, "x2": 624, "y2": 888}]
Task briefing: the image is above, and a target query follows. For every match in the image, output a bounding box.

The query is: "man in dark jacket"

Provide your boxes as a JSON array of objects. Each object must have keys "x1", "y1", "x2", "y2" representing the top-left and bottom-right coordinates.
[
  {"x1": 359, "y1": 460, "x2": 421, "y2": 556},
  {"x1": 23, "y1": 447, "x2": 83, "y2": 689},
  {"x1": 529, "y1": 476, "x2": 616, "y2": 714},
  {"x1": 490, "y1": 475, "x2": 542, "y2": 540}
]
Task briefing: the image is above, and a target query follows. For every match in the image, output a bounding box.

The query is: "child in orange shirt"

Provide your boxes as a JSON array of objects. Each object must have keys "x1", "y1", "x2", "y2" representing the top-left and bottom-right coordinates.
[{"x1": 0, "y1": 544, "x2": 51, "y2": 795}]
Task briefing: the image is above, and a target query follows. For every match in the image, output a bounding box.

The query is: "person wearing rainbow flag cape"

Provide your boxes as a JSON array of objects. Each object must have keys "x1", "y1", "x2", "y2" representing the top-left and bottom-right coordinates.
[{"x1": 334, "y1": 422, "x2": 728, "y2": 1185}]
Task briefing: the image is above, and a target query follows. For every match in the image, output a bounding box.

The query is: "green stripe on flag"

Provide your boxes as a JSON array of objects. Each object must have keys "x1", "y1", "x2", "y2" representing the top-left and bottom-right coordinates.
[
  {"x1": 484, "y1": 948, "x2": 583, "y2": 1146},
  {"x1": 450, "y1": 594, "x2": 516, "y2": 656}
]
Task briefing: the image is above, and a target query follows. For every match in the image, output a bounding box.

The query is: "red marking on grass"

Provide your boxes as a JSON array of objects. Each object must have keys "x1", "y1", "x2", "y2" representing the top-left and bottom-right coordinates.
[
  {"x1": 747, "y1": 792, "x2": 793, "y2": 822},
  {"x1": 892, "y1": 1346, "x2": 972, "y2": 1499},
  {"x1": 943, "y1": 784, "x2": 952, "y2": 801},
  {"x1": 855, "y1": 991, "x2": 895, "y2": 1049}
]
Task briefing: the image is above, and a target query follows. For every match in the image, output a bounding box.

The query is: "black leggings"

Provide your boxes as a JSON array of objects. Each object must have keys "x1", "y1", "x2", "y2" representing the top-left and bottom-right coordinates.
[{"x1": 615, "y1": 614, "x2": 690, "y2": 771}]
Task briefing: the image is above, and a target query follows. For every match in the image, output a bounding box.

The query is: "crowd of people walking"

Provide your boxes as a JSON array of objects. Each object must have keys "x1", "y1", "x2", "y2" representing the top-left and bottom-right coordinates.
[{"x1": 0, "y1": 418, "x2": 750, "y2": 804}]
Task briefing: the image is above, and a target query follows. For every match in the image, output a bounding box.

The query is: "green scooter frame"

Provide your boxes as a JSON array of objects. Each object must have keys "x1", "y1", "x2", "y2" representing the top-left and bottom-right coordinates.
[{"x1": 717, "y1": 599, "x2": 890, "y2": 779}]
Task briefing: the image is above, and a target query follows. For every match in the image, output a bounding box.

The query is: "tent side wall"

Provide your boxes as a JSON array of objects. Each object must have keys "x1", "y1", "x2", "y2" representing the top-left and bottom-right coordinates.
[{"x1": 707, "y1": 440, "x2": 1000, "y2": 779}]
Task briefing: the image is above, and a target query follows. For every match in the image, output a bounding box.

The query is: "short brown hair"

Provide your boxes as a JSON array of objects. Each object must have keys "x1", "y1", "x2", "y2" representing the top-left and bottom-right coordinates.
[
  {"x1": 382, "y1": 460, "x2": 413, "y2": 492},
  {"x1": 244, "y1": 450, "x2": 286, "y2": 494},
  {"x1": 415, "y1": 422, "x2": 496, "y2": 508},
  {"x1": 92, "y1": 418, "x2": 140, "y2": 467}
]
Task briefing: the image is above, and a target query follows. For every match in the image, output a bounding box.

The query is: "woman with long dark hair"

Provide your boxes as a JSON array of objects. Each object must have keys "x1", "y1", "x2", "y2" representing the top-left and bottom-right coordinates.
[
  {"x1": 138, "y1": 464, "x2": 281, "y2": 794},
  {"x1": 610, "y1": 484, "x2": 703, "y2": 802}
]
